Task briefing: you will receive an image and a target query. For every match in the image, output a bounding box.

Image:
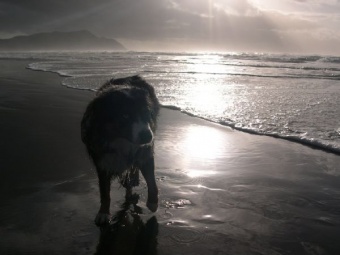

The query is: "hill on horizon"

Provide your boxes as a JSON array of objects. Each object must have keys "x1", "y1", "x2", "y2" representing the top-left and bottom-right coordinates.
[{"x1": 0, "y1": 30, "x2": 126, "y2": 51}]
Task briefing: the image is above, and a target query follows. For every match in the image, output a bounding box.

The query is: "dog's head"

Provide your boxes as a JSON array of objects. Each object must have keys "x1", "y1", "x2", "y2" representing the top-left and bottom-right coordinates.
[{"x1": 95, "y1": 86, "x2": 156, "y2": 145}]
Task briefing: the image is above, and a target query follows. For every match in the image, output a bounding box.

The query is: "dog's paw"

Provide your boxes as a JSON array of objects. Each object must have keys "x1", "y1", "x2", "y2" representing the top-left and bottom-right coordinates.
[
  {"x1": 146, "y1": 201, "x2": 158, "y2": 212},
  {"x1": 95, "y1": 212, "x2": 111, "y2": 226}
]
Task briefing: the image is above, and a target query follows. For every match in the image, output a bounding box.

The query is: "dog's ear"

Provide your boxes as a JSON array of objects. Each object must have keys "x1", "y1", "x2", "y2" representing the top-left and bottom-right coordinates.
[{"x1": 130, "y1": 76, "x2": 160, "y2": 116}]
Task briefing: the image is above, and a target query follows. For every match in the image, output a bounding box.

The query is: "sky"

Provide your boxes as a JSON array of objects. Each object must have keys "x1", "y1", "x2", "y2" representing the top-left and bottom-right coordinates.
[{"x1": 1, "y1": 0, "x2": 340, "y2": 54}]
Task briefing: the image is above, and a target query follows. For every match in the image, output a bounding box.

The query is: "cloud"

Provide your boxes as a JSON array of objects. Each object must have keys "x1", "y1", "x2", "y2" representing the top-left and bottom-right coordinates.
[
  {"x1": 0, "y1": 0, "x2": 340, "y2": 53},
  {"x1": 0, "y1": 0, "x2": 120, "y2": 34}
]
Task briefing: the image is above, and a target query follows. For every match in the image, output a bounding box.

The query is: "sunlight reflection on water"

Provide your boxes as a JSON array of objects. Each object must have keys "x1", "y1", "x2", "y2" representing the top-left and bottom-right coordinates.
[
  {"x1": 23, "y1": 51, "x2": 340, "y2": 152},
  {"x1": 183, "y1": 125, "x2": 224, "y2": 160},
  {"x1": 171, "y1": 54, "x2": 238, "y2": 118},
  {"x1": 186, "y1": 170, "x2": 217, "y2": 178},
  {"x1": 181, "y1": 125, "x2": 228, "y2": 178}
]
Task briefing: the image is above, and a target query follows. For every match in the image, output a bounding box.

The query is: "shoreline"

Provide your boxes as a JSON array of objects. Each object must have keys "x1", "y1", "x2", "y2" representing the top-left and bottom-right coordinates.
[
  {"x1": 160, "y1": 105, "x2": 340, "y2": 156},
  {"x1": 24, "y1": 59, "x2": 340, "y2": 157},
  {"x1": 1, "y1": 59, "x2": 340, "y2": 254}
]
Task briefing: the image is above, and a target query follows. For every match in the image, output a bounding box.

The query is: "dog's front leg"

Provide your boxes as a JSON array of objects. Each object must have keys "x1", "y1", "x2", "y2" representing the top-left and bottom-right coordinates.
[
  {"x1": 95, "y1": 171, "x2": 111, "y2": 226},
  {"x1": 140, "y1": 157, "x2": 158, "y2": 212}
]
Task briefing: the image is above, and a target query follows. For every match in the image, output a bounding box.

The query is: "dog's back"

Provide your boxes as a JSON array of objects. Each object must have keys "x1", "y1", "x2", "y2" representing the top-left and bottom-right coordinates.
[{"x1": 98, "y1": 75, "x2": 158, "y2": 99}]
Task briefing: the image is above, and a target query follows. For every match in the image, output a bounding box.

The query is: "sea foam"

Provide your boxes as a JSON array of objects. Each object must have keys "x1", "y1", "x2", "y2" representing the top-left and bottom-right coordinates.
[{"x1": 16, "y1": 51, "x2": 340, "y2": 155}]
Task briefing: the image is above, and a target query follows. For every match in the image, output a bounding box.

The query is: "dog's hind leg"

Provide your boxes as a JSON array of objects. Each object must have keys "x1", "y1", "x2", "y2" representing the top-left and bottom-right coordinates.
[
  {"x1": 140, "y1": 157, "x2": 158, "y2": 212},
  {"x1": 95, "y1": 171, "x2": 112, "y2": 226}
]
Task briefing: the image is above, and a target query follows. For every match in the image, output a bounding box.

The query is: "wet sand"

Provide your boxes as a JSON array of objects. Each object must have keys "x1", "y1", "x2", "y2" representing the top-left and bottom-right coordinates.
[{"x1": 1, "y1": 59, "x2": 340, "y2": 255}]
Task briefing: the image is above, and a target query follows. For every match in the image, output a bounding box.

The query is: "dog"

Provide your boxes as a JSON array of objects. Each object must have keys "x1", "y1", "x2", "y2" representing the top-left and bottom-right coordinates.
[{"x1": 81, "y1": 75, "x2": 160, "y2": 226}]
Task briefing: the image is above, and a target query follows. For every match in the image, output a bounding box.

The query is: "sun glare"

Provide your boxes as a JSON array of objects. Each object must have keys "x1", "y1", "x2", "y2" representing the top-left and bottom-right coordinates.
[
  {"x1": 190, "y1": 55, "x2": 225, "y2": 74},
  {"x1": 188, "y1": 84, "x2": 224, "y2": 115},
  {"x1": 181, "y1": 125, "x2": 227, "y2": 178},
  {"x1": 182, "y1": 54, "x2": 230, "y2": 116},
  {"x1": 183, "y1": 125, "x2": 224, "y2": 160}
]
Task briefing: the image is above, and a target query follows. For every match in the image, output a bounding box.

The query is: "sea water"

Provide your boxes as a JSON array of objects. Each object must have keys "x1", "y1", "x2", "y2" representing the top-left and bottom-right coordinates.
[
  {"x1": 1, "y1": 51, "x2": 340, "y2": 254},
  {"x1": 2, "y1": 51, "x2": 340, "y2": 153}
]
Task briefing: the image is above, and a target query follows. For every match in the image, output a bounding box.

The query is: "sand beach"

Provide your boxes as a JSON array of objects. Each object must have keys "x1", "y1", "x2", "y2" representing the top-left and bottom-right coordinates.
[{"x1": 1, "y1": 59, "x2": 340, "y2": 255}]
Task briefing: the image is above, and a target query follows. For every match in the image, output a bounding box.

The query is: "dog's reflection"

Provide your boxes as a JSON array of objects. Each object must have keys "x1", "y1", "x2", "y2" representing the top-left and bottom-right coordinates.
[{"x1": 95, "y1": 193, "x2": 158, "y2": 255}]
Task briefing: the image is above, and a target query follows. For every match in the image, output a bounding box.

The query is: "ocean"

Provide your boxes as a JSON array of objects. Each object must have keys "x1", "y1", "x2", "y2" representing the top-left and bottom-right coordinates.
[{"x1": 2, "y1": 51, "x2": 340, "y2": 154}]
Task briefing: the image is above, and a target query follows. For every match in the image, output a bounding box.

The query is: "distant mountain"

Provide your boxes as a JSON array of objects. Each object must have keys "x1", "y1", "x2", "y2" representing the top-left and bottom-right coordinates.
[{"x1": 0, "y1": 30, "x2": 126, "y2": 51}]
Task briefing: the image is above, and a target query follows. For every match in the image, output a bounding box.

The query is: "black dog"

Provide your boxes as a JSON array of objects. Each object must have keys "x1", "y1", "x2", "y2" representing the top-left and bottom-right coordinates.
[{"x1": 81, "y1": 75, "x2": 159, "y2": 226}]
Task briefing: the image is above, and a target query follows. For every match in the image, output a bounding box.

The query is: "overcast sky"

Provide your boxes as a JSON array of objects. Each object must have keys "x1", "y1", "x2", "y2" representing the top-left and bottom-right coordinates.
[{"x1": 1, "y1": 0, "x2": 340, "y2": 54}]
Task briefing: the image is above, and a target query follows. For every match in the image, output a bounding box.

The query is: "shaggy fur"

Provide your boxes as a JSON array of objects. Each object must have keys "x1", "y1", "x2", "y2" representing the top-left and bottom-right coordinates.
[{"x1": 81, "y1": 75, "x2": 160, "y2": 226}]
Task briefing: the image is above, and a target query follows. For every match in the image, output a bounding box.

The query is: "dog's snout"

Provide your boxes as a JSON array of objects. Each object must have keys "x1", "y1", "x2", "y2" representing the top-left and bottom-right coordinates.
[{"x1": 139, "y1": 129, "x2": 153, "y2": 144}]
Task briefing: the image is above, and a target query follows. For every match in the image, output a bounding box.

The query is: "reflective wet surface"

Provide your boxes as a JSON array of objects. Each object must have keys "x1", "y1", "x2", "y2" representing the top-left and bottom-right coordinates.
[
  {"x1": 1, "y1": 107, "x2": 340, "y2": 254},
  {"x1": 153, "y1": 109, "x2": 340, "y2": 254},
  {"x1": 1, "y1": 61, "x2": 340, "y2": 254}
]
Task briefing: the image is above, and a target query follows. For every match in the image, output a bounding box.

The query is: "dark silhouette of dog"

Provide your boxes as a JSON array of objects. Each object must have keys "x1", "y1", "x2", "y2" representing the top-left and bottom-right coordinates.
[{"x1": 81, "y1": 75, "x2": 159, "y2": 226}]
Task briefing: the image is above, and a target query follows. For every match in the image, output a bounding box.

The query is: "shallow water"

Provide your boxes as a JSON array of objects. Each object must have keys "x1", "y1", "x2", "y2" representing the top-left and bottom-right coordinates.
[
  {"x1": 1, "y1": 107, "x2": 340, "y2": 254},
  {"x1": 1, "y1": 51, "x2": 340, "y2": 153},
  {"x1": 1, "y1": 57, "x2": 340, "y2": 255},
  {"x1": 151, "y1": 109, "x2": 340, "y2": 254}
]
